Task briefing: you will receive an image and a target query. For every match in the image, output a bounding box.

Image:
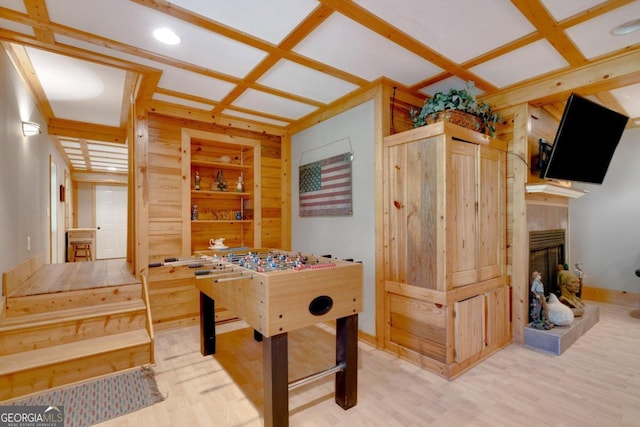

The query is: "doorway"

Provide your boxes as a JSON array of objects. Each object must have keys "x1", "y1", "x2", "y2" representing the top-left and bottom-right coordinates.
[{"x1": 95, "y1": 185, "x2": 127, "y2": 259}]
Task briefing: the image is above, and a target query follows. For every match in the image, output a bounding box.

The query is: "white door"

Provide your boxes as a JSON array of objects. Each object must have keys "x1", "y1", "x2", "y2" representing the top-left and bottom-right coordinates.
[{"x1": 96, "y1": 185, "x2": 127, "y2": 259}]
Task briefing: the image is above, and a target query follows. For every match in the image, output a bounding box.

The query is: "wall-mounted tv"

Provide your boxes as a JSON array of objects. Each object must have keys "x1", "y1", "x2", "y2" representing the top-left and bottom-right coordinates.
[{"x1": 540, "y1": 93, "x2": 629, "y2": 184}]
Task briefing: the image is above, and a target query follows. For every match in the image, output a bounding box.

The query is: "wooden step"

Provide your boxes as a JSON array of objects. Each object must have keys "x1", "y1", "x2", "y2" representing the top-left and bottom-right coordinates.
[
  {"x1": 0, "y1": 299, "x2": 147, "y2": 355},
  {"x1": 0, "y1": 329, "x2": 152, "y2": 401},
  {"x1": 5, "y1": 283, "x2": 142, "y2": 317}
]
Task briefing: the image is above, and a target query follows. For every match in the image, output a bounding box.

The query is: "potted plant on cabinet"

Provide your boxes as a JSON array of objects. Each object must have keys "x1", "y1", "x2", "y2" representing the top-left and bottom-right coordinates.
[{"x1": 410, "y1": 81, "x2": 501, "y2": 137}]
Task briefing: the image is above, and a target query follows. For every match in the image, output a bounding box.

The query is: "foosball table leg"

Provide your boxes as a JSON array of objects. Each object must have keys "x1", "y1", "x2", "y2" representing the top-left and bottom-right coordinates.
[
  {"x1": 200, "y1": 292, "x2": 216, "y2": 355},
  {"x1": 335, "y1": 314, "x2": 358, "y2": 409},
  {"x1": 263, "y1": 333, "x2": 289, "y2": 427}
]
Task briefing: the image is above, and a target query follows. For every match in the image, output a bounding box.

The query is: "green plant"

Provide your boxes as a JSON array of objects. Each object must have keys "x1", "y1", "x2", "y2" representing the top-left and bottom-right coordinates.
[{"x1": 410, "y1": 81, "x2": 501, "y2": 137}]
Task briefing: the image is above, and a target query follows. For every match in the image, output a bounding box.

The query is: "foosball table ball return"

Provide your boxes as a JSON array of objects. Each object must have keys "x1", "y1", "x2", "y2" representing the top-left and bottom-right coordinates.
[{"x1": 191, "y1": 249, "x2": 363, "y2": 427}]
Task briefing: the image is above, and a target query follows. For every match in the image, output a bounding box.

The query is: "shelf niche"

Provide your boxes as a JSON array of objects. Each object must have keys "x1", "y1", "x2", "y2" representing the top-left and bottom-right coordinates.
[{"x1": 182, "y1": 128, "x2": 261, "y2": 253}]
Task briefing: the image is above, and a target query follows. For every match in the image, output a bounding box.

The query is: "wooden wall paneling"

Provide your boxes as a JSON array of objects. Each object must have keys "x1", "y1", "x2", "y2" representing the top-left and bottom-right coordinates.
[{"x1": 499, "y1": 104, "x2": 529, "y2": 345}]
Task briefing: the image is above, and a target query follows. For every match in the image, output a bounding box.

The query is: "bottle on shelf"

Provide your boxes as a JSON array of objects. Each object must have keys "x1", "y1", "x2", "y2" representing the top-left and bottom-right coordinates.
[
  {"x1": 236, "y1": 173, "x2": 244, "y2": 193},
  {"x1": 194, "y1": 171, "x2": 200, "y2": 190},
  {"x1": 191, "y1": 204, "x2": 198, "y2": 220}
]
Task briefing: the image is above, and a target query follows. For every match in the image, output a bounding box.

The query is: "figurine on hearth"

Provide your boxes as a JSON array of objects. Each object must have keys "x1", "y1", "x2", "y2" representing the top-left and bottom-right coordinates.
[
  {"x1": 530, "y1": 271, "x2": 553, "y2": 330},
  {"x1": 573, "y1": 261, "x2": 584, "y2": 298},
  {"x1": 216, "y1": 170, "x2": 227, "y2": 191},
  {"x1": 558, "y1": 270, "x2": 585, "y2": 316}
]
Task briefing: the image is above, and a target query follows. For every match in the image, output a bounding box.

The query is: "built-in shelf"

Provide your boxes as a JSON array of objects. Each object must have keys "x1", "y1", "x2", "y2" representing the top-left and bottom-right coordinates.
[
  {"x1": 191, "y1": 220, "x2": 253, "y2": 224},
  {"x1": 525, "y1": 183, "x2": 587, "y2": 198},
  {"x1": 191, "y1": 159, "x2": 252, "y2": 170},
  {"x1": 191, "y1": 190, "x2": 252, "y2": 197}
]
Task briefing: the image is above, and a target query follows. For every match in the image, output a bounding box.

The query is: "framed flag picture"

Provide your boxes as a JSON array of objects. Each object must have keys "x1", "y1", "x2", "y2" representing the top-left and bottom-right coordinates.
[{"x1": 299, "y1": 152, "x2": 353, "y2": 216}]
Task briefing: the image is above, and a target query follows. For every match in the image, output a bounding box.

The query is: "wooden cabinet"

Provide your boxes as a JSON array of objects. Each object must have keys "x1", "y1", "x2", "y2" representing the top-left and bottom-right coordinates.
[
  {"x1": 182, "y1": 129, "x2": 261, "y2": 253},
  {"x1": 383, "y1": 121, "x2": 511, "y2": 379}
]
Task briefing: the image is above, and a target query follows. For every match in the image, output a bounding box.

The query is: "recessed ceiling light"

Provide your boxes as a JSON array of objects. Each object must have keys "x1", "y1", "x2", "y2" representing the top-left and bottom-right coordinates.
[
  {"x1": 153, "y1": 28, "x2": 181, "y2": 45},
  {"x1": 611, "y1": 18, "x2": 640, "y2": 36}
]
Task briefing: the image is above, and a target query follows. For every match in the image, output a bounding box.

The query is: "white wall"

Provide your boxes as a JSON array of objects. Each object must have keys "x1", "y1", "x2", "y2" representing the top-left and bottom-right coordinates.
[
  {"x1": 291, "y1": 100, "x2": 376, "y2": 335},
  {"x1": 569, "y1": 127, "x2": 640, "y2": 292},
  {"x1": 0, "y1": 47, "x2": 69, "y2": 295}
]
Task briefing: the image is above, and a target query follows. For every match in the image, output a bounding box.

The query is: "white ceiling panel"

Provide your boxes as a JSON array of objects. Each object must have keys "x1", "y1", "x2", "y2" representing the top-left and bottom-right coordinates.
[
  {"x1": 47, "y1": 0, "x2": 268, "y2": 78},
  {"x1": 54, "y1": 34, "x2": 235, "y2": 102},
  {"x1": 258, "y1": 59, "x2": 359, "y2": 104},
  {"x1": 294, "y1": 13, "x2": 442, "y2": 86},
  {"x1": 152, "y1": 93, "x2": 215, "y2": 111},
  {"x1": 26, "y1": 47, "x2": 125, "y2": 126},
  {"x1": 0, "y1": 0, "x2": 26, "y2": 12},
  {"x1": 470, "y1": 40, "x2": 568, "y2": 88},
  {"x1": 611, "y1": 83, "x2": 640, "y2": 119},
  {"x1": 157, "y1": 66, "x2": 235, "y2": 102},
  {"x1": 565, "y1": 2, "x2": 640, "y2": 59},
  {"x1": 167, "y1": 0, "x2": 320, "y2": 44},
  {"x1": 0, "y1": 18, "x2": 34, "y2": 37},
  {"x1": 353, "y1": 0, "x2": 536, "y2": 63},
  {"x1": 232, "y1": 89, "x2": 318, "y2": 120},
  {"x1": 221, "y1": 110, "x2": 290, "y2": 127},
  {"x1": 540, "y1": 0, "x2": 607, "y2": 21},
  {"x1": 418, "y1": 76, "x2": 480, "y2": 97}
]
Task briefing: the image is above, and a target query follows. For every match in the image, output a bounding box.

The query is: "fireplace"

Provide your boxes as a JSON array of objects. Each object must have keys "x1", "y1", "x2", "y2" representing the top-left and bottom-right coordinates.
[{"x1": 529, "y1": 229, "x2": 566, "y2": 301}]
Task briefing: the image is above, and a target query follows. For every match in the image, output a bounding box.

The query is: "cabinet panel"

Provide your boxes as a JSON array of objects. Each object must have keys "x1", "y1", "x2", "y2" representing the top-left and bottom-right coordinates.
[
  {"x1": 479, "y1": 147, "x2": 505, "y2": 281},
  {"x1": 389, "y1": 293, "x2": 447, "y2": 362},
  {"x1": 486, "y1": 285, "x2": 510, "y2": 346},
  {"x1": 454, "y1": 295, "x2": 484, "y2": 363},
  {"x1": 448, "y1": 140, "x2": 478, "y2": 287},
  {"x1": 385, "y1": 136, "x2": 441, "y2": 289}
]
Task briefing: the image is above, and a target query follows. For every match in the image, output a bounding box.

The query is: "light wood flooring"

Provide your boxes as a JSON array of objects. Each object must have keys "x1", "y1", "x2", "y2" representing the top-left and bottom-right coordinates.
[{"x1": 97, "y1": 302, "x2": 640, "y2": 427}]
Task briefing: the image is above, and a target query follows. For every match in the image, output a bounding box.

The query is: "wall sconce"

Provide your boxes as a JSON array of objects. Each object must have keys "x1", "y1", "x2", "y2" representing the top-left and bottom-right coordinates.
[{"x1": 22, "y1": 121, "x2": 41, "y2": 136}]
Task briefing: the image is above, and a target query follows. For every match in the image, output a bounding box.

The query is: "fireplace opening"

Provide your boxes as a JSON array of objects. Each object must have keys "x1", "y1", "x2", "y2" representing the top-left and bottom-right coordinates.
[{"x1": 529, "y1": 229, "x2": 566, "y2": 320}]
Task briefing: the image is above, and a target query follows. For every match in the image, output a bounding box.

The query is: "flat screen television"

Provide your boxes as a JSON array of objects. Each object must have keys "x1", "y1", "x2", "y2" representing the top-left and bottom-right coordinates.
[{"x1": 540, "y1": 93, "x2": 629, "y2": 184}]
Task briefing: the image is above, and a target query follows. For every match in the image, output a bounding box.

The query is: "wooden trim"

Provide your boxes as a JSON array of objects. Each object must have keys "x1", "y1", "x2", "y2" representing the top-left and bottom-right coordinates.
[
  {"x1": 374, "y1": 85, "x2": 386, "y2": 347},
  {"x1": 280, "y1": 133, "x2": 292, "y2": 250},
  {"x1": 140, "y1": 274, "x2": 155, "y2": 364},
  {"x1": 582, "y1": 286, "x2": 640, "y2": 309}
]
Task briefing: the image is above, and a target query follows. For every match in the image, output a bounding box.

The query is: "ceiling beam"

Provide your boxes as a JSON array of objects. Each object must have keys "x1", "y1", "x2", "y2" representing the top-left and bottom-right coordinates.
[
  {"x1": 48, "y1": 118, "x2": 127, "y2": 143},
  {"x1": 481, "y1": 49, "x2": 640, "y2": 110}
]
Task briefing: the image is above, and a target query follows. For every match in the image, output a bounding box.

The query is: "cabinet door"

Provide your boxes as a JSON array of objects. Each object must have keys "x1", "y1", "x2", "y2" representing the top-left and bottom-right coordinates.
[
  {"x1": 448, "y1": 140, "x2": 478, "y2": 287},
  {"x1": 478, "y1": 146, "x2": 505, "y2": 281},
  {"x1": 454, "y1": 294, "x2": 484, "y2": 363}
]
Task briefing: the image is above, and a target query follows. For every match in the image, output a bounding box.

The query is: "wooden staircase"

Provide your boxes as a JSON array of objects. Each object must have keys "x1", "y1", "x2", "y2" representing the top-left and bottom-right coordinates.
[{"x1": 0, "y1": 255, "x2": 154, "y2": 401}]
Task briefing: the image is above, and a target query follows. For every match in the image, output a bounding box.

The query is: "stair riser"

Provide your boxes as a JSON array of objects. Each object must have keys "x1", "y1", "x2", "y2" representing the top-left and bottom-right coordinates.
[
  {"x1": 0, "y1": 344, "x2": 152, "y2": 401},
  {"x1": 0, "y1": 310, "x2": 147, "y2": 355},
  {"x1": 5, "y1": 284, "x2": 141, "y2": 317}
]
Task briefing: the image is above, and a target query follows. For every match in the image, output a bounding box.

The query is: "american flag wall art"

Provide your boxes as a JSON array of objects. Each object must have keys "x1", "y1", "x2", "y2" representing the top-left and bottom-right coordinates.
[{"x1": 299, "y1": 152, "x2": 353, "y2": 216}]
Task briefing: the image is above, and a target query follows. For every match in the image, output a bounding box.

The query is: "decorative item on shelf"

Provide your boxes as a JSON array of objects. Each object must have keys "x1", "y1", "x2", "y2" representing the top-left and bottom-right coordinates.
[
  {"x1": 216, "y1": 170, "x2": 227, "y2": 191},
  {"x1": 235, "y1": 211, "x2": 243, "y2": 220},
  {"x1": 236, "y1": 173, "x2": 244, "y2": 192},
  {"x1": 218, "y1": 155, "x2": 231, "y2": 164},
  {"x1": 194, "y1": 171, "x2": 200, "y2": 190},
  {"x1": 409, "y1": 81, "x2": 501, "y2": 137},
  {"x1": 209, "y1": 237, "x2": 228, "y2": 250},
  {"x1": 191, "y1": 204, "x2": 198, "y2": 221}
]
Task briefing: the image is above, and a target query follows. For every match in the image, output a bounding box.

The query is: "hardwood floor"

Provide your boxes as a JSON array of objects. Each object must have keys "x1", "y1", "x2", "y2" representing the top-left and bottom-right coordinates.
[{"x1": 97, "y1": 303, "x2": 640, "y2": 426}]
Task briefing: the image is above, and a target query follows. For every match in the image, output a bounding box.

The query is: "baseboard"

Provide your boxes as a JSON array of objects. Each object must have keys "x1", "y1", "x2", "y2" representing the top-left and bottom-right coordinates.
[{"x1": 582, "y1": 286, "x2": 640, "y2": 308}]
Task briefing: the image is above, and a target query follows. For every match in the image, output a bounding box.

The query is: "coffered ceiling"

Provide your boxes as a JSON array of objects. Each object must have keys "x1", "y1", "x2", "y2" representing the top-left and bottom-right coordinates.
[{"x1": 1, "y1": 0, "x2": 639, "y2": 174}]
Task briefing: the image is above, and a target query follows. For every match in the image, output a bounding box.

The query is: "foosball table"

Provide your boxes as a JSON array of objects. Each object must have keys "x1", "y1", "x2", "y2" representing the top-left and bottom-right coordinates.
[{"x1": 154, "y1": 249, "x2": 363, "y2": 427}]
